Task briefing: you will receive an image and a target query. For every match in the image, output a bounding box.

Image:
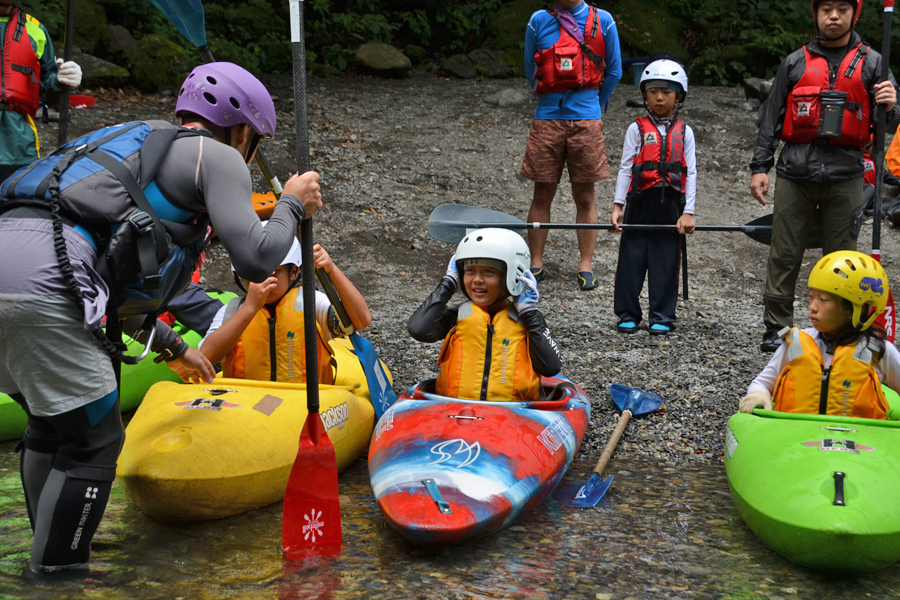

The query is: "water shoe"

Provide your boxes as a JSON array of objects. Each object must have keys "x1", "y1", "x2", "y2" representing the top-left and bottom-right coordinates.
[
  {"x1": 529, "y1": 267, "x2": 546, "y2": 282},
  {"x1": 649, "y1": 323, "x2": 671, "y2": 336},
  {"x1": 617, "y1": 321, "x2": 638, "y2": 334},
  {"x1": 577, "y1": 271, "x2": 598, "y2": 291}
]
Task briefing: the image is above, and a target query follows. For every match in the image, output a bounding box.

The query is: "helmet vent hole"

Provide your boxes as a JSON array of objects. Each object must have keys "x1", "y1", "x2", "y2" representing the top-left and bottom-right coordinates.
[
  {"x1": 203, "y1": 92, "x2": 217, "y2": 105},
  {"x1": 206, "y1": 76, "x2": 217, "y2": 85},
  {"x1": 844, "y1": 259, "x2": 857, "y2": 271},
  {"x1": 833, "y1": 268, "x2": 849, "y2": 279},
  {"x1": 230, "y1": 97, "x2": 241, "y2": 109}
]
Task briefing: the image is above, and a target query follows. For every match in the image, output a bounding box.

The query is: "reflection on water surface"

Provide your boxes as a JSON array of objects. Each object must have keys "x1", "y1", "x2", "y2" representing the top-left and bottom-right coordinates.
[{"x1": 0, "y1": 442, "x2": 897, "y2": 599}]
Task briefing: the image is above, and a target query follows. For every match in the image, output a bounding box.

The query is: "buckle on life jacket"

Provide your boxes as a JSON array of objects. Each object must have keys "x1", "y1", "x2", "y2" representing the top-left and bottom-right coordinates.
[{"x1": 128, "y1": 211, "x2": 155, "y2": 235}]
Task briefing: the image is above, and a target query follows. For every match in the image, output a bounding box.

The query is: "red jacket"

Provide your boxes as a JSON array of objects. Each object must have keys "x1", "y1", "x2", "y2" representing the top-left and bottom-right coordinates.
[
  {"x1": 533, "y1": 5, "x2": 605, "y2": 95},
  {"x1": 629, "y1": 117, "x2": 688, "y2": 194},
  {"x1": 780, "y1": 43, "x2": 871, "y2": 147},
  {"x1": 1, "y1": 9, "x2": 41, "y2": 117}
]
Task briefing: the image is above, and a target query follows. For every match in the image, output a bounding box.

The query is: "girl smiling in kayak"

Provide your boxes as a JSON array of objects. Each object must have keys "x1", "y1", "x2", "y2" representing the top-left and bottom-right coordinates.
[
  {"x1": 741, "y1": 251, "x2": 900, "y2": 419},
  {"x1": 408, "y1": 228, "x2": 561, "y2": 401}
]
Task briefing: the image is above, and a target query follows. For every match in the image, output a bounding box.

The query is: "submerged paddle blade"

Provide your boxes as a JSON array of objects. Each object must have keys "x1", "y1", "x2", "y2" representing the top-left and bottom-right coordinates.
[
  {"x1": 428, "y1": 203, "x2": 526, "y2": 243},
  {"x1": 282, "y1": 413, "x2": 342, "y2": 558},
  {"x1": 150, "y1": 0, "x2": 208, "y2": 48},
  {"x1": 553, "y1": 472, "x2": 614, "y2": 508},
  {"x1": 609, "y1": 384, "x2": 662, "y2": 416}
]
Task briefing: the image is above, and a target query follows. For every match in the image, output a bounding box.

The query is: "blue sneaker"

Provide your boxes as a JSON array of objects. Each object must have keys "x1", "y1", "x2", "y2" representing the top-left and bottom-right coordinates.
[
  {"x1": 649, "y1": 323, "x2": 672, "y2": 336},
  {"x1": 617, "y1": 321, "x2": 638, "y2": 334}
]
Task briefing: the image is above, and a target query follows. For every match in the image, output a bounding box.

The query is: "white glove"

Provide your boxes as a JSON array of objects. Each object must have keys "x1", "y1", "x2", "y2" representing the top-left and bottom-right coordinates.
[
  {"x1": 513, "y1": 270, "x2": 540, "y2": 314},
  {"x1": 739, "y1": 390, "x2": 772, "y2": 413},
  {"x1": 443, "y1": 254, "x2": 460, "y2": 292},
  {"x1": 56, "y1": 58, "x2": 82, "y2": 88}
]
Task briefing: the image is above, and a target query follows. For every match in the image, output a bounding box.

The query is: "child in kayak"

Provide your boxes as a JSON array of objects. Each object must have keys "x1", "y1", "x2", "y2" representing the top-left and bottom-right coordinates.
[
  {"x1": 611, "y1": 58, "x2": 697, "y2": 336},
  {"x1": 741, "y1": 250, "x2": 900, "y2": 419},
  {"x1": 200, "y1": 235, "x2": 371, "y2": 383},
  {"x1": 408, "y1": 228, "x2": 561, "y2": 401}
]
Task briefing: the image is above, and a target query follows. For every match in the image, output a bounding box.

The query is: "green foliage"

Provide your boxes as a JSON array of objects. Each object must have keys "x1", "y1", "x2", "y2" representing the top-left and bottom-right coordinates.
[{"x1": 435, "y1": 0, "x2": 504, "y2": 53}]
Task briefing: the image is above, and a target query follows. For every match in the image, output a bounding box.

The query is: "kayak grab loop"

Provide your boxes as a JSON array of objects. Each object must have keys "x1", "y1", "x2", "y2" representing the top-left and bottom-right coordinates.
[
  {"x1": 834, "y1": 471, "x2": 846, "y2": 506},
  {"x1": 423, "y1": 479, "x2": 453, "y2": 514}
]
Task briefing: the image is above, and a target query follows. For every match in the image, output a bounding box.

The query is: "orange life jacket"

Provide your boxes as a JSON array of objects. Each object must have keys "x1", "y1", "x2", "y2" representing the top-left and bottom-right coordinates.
[
  {"x1": 629, "y1": 117, "x2": 688, "y2": 194},
  {"x1": 772, "y1": 328, "x2": 888, "y2": 419},
  {"x1": 533, "y1": 5, "x2": 605, "y2": 95},
  {"x1": 1, "y1": 9, "x2": 41, "y2": 117},
  {"x1": 780, "y1": 43, "x2": 871, "y2": 147},
  {"x1": 223, "y1": 287, "x2": 334, "y2": 384},
  {"x1": 435, "y1": 301, "x2": 541, "y2": 402}
]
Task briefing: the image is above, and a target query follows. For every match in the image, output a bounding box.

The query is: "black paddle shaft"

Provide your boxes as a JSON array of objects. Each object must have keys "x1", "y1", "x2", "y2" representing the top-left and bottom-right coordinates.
[
  {"x1": 291, "y1": 1, "x2": 318, "y2": 414},
  {"x1": 57, "y1": 0, "x2": 75, "y2": 145},
  {"x1": 873, "y1": 0, "x2": 894, "y2": 254}
]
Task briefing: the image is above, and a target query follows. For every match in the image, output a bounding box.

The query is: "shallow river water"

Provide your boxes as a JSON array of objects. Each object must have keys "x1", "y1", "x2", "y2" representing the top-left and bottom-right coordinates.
[{"x1": 0, "y1": 439, "x2": 897, "y2": 600}]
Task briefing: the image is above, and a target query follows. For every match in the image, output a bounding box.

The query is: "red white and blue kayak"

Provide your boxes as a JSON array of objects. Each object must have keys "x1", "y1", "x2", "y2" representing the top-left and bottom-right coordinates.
[{"x1": 368, "y1": 376, "x2": 590, "y2": 544}]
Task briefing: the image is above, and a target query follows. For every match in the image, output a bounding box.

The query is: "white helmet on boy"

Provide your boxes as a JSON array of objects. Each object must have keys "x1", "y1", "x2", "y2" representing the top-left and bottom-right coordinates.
[
  {"x1": 231, "y1": 220, "x2": 302, "y2": 274},
  {"x1": 454, "y1": 228, "x2": 530, "y2": 296},
  {"x1": 640, "y1": 59, "x2": 689, "y2": 99}
]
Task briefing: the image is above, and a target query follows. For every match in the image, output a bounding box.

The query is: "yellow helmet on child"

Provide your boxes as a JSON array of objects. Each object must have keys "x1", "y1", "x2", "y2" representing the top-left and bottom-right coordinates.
[{"x1": 808, "y1": 250, "x2": 889, "y2": 331}]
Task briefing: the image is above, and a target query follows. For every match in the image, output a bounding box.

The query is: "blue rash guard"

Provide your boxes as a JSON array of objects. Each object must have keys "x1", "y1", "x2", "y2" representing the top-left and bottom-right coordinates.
[{"x1": 524, "y1": 1, "x2": 622, "y2": 120}]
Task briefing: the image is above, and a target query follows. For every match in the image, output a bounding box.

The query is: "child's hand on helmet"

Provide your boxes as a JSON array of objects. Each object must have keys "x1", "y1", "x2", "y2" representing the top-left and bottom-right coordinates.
[
  {"x1": 514, "y1": 270, "x2": 540, "y2": 314},
  {"x1": 444, "y1": 254, "x2": 460, "y2": 292},
  {"x1": 247, "y1": 276, "x2": 279, "y2": 311},
  {"x1": 313, "y1": 244, "x2": 334, "y2": 273},
  {"x1": 284, "y1": 171, "x2": 322, "y2": 219},
  {"x1": 739, "y1": 390, "x2": 772, "y2": 413}
]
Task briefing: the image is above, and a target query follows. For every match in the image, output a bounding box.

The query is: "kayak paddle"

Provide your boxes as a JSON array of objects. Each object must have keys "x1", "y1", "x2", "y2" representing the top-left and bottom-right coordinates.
[
  {"x1": 315, "y1": 268, "x2": 397, "y2": 419},
  {"x1": 553, "y1": 384, "x2": 662, "y2": 508},
  {"x1": 870, "y1": 0, "x2": 897, "y2": 343},
  {"x1": 57, "y1": 0, "x2": 75, "y2": 145},
  {"x1": 282, "y1": 0, "x2": 342, "y2": 558},
  {"x1": 149, "y1": 0, "x2": 285, "y2": 198},
  {"x1": 427, "y1": 203, "x2": 824, "y2": 248}
]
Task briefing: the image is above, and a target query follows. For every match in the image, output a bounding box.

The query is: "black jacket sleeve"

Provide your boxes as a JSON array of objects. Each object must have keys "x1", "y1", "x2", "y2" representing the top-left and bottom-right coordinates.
[
  {"x1": 408, "y1": 277, "x2": 460, "y2": 343},
  {"x1": 519, "y1": 309, "x2": 562, "y2": 376}
]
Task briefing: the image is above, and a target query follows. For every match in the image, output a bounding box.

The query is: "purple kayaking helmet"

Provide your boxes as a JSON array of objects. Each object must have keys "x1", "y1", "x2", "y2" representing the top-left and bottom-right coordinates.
[{"x1": 176, "y1": 62, "x2": 276, "y2": 138}]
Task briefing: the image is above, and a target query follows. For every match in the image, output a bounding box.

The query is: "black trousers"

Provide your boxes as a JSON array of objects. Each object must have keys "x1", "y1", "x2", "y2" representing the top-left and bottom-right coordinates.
[{"x1": 614, "y1": 187, "x2": 683, "y2": 326}]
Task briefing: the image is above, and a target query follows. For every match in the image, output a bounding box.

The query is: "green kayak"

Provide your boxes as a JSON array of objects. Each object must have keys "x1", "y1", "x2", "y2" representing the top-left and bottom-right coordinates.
[
  {"x1": 0, "y1": 291, "x2": 236, "y2": 442},
  {"x1": 725, "y1": 397, "x2": 900, "y2": 572}
]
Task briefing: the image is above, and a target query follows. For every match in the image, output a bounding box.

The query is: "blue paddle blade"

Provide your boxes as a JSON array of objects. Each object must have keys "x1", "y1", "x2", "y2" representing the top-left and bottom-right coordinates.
[
  {"x1": 552, "y1": 473, "x2": 614, "y2": 507},
  {"x1": 150, "y1": 0, "x2": 208, "y2": 48},
  {"x1": 609, "y1": 384, "x2": 662, "y2": 416},
  {"x1": 349, "y1": 333, "x2": 396, "y2": 420}
]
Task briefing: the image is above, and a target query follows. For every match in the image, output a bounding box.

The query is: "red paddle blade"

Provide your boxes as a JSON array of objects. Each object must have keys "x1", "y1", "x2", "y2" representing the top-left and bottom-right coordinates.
[
  {"x1": 282, "y1": 412, "x2": 342, "y2": 558},
  {"x1": 68, "y1": 94, "x2": 96, "y2": 109}
]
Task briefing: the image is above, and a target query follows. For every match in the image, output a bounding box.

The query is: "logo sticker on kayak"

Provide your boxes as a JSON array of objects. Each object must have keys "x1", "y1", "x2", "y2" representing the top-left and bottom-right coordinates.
[
  {"x1": 429, "y1": 439, "x2": 481, "y2": 469},
  {"x1": 726, "y1": 427, "x2": 738, "y2": 459},
  {"x1": 320, "y1": 402, "x2": 350, "y2": 430},
  {"x1": 802, "y1": 438, "x2": 875, "y2": 454},
  {"x1": 537, "y1": 416, "x2": 575, "y2": 454},
  {"x1": 176, "y1": 399, "x2": 242, "y2": 411},
  {"x1": 374, "y1": 407, "x2": 394, "y2": 441}
]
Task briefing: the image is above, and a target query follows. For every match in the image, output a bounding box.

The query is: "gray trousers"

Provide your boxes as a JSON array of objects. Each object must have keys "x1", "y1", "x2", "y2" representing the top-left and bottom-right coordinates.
[{"x1": 763, "y1": 176, "x2": 863, "y2": 333}]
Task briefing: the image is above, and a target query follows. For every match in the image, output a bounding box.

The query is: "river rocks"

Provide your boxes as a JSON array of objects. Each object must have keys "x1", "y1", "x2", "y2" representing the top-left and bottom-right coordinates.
[
  {"x1": 355, "y1": 43, "x2": 412, "y2": 79},
  {"x1": 71, "y1": 0, "x2": 109, "y2": 56},
  {"x1": 467, "y1": 49, "x2": 513, "y2": 78},
  {"x1": 742, "y1": 77, "x2": 773, "y2": 102},
  {"x1": 107, "y1": 24, "x2": 139, "y2": 63},
  {"x1": 129, "y1": 35, "x2": 193, "y2": 93},
  {"x1": 72, "y1": 48, "x2": 130, "y2": 89},
  {"x1": 483, "y1": 87, "x2": 531, "y2": 106},
  {"x1": 441, "y1": 54, "x2": 477, "y2": 79}
]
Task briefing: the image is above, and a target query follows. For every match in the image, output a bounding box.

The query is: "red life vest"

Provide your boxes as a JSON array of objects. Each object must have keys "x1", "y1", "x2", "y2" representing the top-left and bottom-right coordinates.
[
  {"x1": 780, "y1": 43, "x2": 871, "y2": 147},
  {"x1": 1, "y1": 9, "x2": 41, "y2": 117},
  {"x1": 629, "y1": 117, "x2": 687, "y2": 194},
  {"x1": 533, "y1": 6, "x2": 605, "y2": 95},
  {"x1": 864, "y1": 155, "x2": 876, "y2": 186}
]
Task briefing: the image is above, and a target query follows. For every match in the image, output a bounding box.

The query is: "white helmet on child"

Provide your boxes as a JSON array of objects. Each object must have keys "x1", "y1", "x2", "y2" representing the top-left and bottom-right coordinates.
[
  {"x1": 454, "y1": 228, "x2": 530, "y2": 296},
  {"x1": 640, "y1": 59, "x2": 689, "y2": 99},
  {"x1": 231, "y1": 221, "x2": 302, "y2": 275}
]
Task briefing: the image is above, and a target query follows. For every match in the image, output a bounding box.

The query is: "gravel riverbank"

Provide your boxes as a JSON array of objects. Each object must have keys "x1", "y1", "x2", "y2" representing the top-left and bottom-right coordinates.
[{"x1": 43, "y1": 76, "x2": 900, "y2": 467}]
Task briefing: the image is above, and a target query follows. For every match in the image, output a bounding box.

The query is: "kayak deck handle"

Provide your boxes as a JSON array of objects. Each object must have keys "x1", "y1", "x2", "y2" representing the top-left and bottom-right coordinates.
[
  {"x1": 820, "y1": 426, "x2": 858, "y2": 433},
  {"x1": 833, "y1": 471, "x2": 846, "y2": 506},
  {"x1": 422, "y1": 479, "x2": 453, "y2": 514}
]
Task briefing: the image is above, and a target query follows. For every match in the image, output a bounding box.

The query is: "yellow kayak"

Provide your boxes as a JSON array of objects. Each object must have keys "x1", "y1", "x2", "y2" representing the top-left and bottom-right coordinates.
[{"x1": 116, "y1": 338, "x2": 381, "y2": 520}]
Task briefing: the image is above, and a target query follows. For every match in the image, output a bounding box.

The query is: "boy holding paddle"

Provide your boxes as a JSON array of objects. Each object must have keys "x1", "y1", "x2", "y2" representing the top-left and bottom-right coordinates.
[{"x1": 611, "y1": 58, "x2": 697, "y2": 336}]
